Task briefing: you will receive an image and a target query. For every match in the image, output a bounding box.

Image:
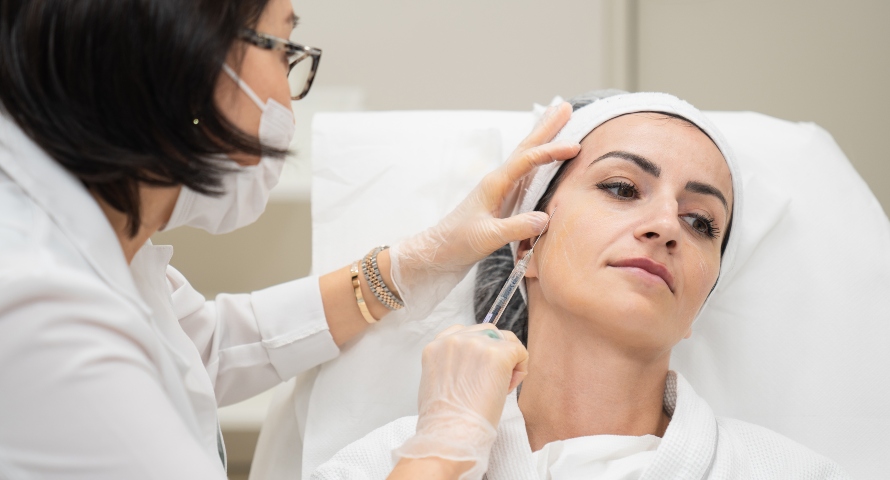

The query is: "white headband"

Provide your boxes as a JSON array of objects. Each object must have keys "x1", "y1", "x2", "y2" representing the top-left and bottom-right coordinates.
[{"x1": 509, "y1": 92, "x2": 743, "y2": 311}]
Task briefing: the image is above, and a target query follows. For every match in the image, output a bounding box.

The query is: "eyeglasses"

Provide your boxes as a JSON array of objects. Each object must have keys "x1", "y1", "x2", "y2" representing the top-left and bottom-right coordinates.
[{"x1": 239, "y1": 29, "x2": 322, "y2": 100}]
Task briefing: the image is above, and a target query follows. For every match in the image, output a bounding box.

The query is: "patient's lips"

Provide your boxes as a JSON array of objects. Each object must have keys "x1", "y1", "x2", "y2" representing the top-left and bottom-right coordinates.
[{"x1": 610, "y1": 257, "x2": 675, "y2": 293}]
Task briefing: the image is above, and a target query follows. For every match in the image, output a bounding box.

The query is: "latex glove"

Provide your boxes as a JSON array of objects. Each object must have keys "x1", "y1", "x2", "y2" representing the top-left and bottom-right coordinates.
[
  {"x1": 390, "y1": 102, "x2": 579, "y2": 320},
  {"x1": 393, "y1": 324, "x2": 529, "y2": 480}
]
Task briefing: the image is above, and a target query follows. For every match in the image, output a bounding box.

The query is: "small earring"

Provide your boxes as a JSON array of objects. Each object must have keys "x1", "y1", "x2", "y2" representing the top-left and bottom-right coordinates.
[{"x1": 192, "y1": 118, "x2": 200, "y2": 125}]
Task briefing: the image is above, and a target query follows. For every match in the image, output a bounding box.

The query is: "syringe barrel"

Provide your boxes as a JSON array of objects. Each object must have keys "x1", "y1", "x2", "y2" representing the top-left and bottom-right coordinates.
[{"x1": 484, "y1": 269, "x2": 524, "y2": 324}]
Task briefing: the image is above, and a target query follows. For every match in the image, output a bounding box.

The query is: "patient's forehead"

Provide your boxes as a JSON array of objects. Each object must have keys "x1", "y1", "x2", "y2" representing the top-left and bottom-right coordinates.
[{"x1": 571, "y1": 112, "x2": 733, "y2": 211}]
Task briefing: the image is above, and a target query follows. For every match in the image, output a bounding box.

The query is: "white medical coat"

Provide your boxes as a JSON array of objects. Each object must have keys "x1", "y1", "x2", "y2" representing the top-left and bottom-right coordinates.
[
  {"x1": 311, "y1": 371, "x2": 850, "y2": 480},
  {"x1": 0, "y1": 115, "x2": 340, "y2": 478}
]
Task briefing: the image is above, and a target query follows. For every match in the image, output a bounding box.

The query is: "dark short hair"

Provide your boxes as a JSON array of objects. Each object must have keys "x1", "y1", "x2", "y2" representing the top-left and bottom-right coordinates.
[
  {"x1": 474, "y1": 92, "x2": 733, "y2": 345},
  {"x1": 0, "y1": 0, "x2": 281, "y2": 236}
]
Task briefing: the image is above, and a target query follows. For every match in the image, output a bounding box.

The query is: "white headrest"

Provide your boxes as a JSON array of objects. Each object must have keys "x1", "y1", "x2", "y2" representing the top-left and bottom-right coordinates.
[{"x1": 264, "y1": 107, "x2": 890, "y2": 478}]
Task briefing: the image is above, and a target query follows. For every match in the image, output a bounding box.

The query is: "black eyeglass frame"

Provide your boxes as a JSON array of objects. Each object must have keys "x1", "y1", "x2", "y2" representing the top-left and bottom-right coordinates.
[{"x1": 238, "y1": 28, "x2": 322, "y2": 100}]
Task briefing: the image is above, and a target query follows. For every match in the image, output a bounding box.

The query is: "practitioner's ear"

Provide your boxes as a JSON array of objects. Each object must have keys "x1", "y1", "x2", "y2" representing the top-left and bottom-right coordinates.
[{"x1": 517, "y1": 238, "x2": 538, "y2": 279}]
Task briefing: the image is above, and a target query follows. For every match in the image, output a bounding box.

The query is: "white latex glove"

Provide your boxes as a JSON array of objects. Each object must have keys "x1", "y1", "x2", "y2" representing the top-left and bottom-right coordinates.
[
  {"x1": 390, "y1": 102, "x2": 579, "y2": 320},
  {"x1": 393, "y1": 324, "x2": 529, "y2": 480}
]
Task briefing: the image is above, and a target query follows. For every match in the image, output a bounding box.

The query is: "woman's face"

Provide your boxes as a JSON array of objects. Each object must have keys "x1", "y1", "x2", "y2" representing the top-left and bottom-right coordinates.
[
  {"x1": 524, "y1": 113, "x2": 733, "y2": 355},
  {"x1": 215, "y1": 0, "x2": 297, "y2": 166}
]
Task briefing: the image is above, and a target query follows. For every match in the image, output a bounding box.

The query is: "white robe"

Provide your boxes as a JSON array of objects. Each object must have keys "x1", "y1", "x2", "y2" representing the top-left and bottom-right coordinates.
[
  {"x1": 311, "y1": 371, "x2": 849, "y2": 480},
  {"x1": 531, "y1": 433, "x2": 661, "y2": 479}
]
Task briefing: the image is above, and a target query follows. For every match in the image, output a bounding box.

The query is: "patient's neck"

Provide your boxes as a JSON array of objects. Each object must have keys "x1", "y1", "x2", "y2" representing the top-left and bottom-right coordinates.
[{"x1": 518, "y1": 312, "x2": 672, "y2": 452}]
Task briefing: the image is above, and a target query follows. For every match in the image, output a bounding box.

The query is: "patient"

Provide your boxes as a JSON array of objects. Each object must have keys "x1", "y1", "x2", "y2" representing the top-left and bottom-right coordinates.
[{"x1": 311, "y1": 92, "x2": 849, "y2": 479}]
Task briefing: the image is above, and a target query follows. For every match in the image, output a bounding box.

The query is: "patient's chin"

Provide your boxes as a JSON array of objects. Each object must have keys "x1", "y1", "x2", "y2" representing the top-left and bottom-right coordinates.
[
  {"x1": 576, "y1": 292, "x2": 685, "y2": 352},
  {"x1": 597, "y1": 281, "x2": 673, "y2": 318},
  {"x1": 532, "y1": 275, "x2": 690, "y2": 351},
  {"x1": 528, "y1": 293, "x2": 686, "y2": 357}
]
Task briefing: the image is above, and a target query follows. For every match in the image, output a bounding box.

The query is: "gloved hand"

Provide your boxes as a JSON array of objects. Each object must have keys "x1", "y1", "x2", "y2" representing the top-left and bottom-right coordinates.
[
  {"x1": 393, "y1": 324, "x2": 529, "y2": 480},
  {"x1": 390, "y1": 102, "x2": 579, "y2": 320}
]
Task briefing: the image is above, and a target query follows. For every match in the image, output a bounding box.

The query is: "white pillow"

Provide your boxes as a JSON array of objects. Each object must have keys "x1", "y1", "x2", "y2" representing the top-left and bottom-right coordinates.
[{"x1": 256, "y1": 109, "x2": 890, "y2": 479}]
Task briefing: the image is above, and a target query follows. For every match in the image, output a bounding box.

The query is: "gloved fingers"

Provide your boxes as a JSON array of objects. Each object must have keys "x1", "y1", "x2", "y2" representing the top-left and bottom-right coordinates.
[
  {"x1": 494, "y1": 330, "x2": 529, "y2": 383},
  {"x1": 509, "y1": 363, "x2": 529, "y2": 392},
  {"x1": 435, "y1": 324, "x2": 466, "y2": 337},
  {"x1": 434, "y1": 323, "x2": 503, "y2": 340},
  {"x1": 454, "y1": 323, "x2": 498, "y2": 333},
  {"x1": 460, "y1": 322, "x2": 505, "y2": 340},
  {"x1": 462, "y1": 212, "x2": 550, "y2": 257},
  {"x1": 496, "y1": 333, "x2": 528, "y2": 394},
  {"x1": 444, "y1": 325, "x2": 528, "y2": 382},
  {"x1": 499, "y1": 330, "x2": 529, "y2": 391},
  {"x1": 424, "y1": 324, "x2": 526, "y2": 376},
  {"x1": 480, "y1": 140, "x2": 580, "y2": 209},
  {"x1": 501, "y1": 140, "x2": 581, "y2": 187},
  {"x1": 516, "y1": 101, "x2": 573, "y2": 150},
  {"x1": 407, "y1": 323, "x2": 527, "y2": 478},
  {"x1": 420, "y1": 324, "x2": 528, "y2": 425},
  {"x1": 497, "y1": 328, "x2": 521, "y2": 344}
]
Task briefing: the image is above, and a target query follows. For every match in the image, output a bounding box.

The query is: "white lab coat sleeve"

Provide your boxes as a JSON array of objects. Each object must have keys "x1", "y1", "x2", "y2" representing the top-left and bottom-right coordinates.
[
  {"x1": 168, "y1": 266, "x2": 340, "y2": 406},
  {"x1": 0, "y1": 265, "x2": 226, "y2": 479}
]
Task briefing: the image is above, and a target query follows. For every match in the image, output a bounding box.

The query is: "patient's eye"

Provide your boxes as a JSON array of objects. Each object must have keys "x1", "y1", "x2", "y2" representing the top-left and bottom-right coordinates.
[
  {"x1": 681, "y1": 213, "x2": 720, "y2": 239},
  {"x1": 597, "y1": 181, "x2": 638, "y2": 199}
]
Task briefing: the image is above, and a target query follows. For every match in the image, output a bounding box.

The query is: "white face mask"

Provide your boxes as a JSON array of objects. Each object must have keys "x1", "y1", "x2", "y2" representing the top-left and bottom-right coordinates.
[{"x1": 162, "y1": 64, "x2": 295, "y2": 234}]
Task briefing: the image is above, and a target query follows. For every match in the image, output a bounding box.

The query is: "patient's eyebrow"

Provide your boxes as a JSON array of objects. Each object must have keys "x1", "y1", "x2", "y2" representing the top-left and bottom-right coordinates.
[
  {"x1": 686, "y1": 181, "x2": 729, "y2": 213},
  {"x1": 588, "y1": 150, "x2": 661, "y2": 177}
]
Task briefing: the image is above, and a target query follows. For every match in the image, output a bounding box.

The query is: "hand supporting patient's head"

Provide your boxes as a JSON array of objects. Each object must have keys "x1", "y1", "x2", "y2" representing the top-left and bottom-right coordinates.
[{"x1": 521, "y1": 112, "x2": 733, "y2": 356}]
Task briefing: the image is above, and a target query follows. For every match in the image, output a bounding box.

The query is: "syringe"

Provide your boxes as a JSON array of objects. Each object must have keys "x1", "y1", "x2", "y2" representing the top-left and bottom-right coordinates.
[{"x1": 483, "y1": 209, "x2": 555, "y2": 326}]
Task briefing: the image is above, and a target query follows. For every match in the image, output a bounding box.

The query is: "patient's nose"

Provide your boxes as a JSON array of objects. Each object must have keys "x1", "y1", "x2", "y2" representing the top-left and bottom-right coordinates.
[{"x1": 635, "y1": 202, "x2": 680, "y2": 250}]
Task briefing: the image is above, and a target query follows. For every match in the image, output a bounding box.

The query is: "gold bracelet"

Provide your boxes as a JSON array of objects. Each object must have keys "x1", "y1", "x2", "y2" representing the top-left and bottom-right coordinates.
[{"x1": 350, "y1": 261, "x2": 377, "y2": 324}]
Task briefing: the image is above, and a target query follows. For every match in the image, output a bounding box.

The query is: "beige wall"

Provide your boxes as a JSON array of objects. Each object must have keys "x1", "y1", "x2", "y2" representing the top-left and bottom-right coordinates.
[
  {"x1": 290, "y1": 0, "x2": 609, "y2": 110},
  {"x1": 152, "y1": 202, "x2": 312, "y2": 297},
  {"x1": 633, "y1": 0, "x2": 890, "y2": 214}
]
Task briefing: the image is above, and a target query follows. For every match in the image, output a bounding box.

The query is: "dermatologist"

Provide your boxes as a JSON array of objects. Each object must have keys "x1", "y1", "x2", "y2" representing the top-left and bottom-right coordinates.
[{"x1": 0, "y1": 0, "x2": 580, "y2": 478}]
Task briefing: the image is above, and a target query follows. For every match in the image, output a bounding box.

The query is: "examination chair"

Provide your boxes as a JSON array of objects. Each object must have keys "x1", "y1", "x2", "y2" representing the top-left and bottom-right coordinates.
[{"x1": 252, "y1": 104, "x2": 890, "y2": 480}]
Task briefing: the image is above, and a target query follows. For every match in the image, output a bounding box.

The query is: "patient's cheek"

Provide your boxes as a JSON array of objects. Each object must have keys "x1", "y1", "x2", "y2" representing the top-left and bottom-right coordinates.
[
  {"x1": 682, "y1": 242, "x2": 721, "y2": 314},
  {"x1": 536, "y1": 212, "x2": 579, "y2": 279},
  {"x1": 534, "y1": 199, "x2": 621, "y2": 303},
  {"x1": 536, "y1": 204, "x2": 599, "y2": 280}
]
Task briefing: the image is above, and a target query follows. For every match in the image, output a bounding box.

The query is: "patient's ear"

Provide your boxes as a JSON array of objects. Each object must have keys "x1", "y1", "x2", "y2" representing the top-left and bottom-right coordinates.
[
  {"x1": 517, "y1": 238, "x2": 538, "y2": 279},
  {"x1": 683, "y1": 326, "x2": 693, "y2": 339}
]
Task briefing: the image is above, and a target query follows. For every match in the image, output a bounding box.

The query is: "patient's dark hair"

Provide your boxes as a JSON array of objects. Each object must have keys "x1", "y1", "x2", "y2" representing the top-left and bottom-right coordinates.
[
  {"x1": 473, "y1": 91, "x2": 732, "y2": 345},
  {"x1": 0, "y1": 0, "x2": 280, "y2": 236}
]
